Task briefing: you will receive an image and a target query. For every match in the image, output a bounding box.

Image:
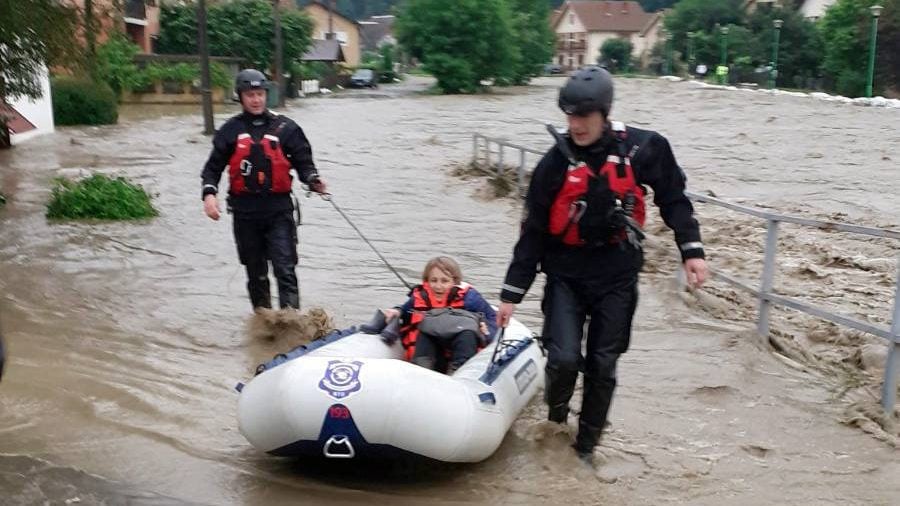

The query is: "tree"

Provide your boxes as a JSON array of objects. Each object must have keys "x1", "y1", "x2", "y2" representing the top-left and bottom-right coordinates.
[
  {"x1": 638, "y1": 0, "x2": 681, "y2": 11},
  {"x1": 156, "y1": 0, "x2": 313, "y2": 71},
  {"x1": 745, "y1": 7, "x2": 822, "y2": 88},
  {"x1": 0, "y1": 0, "x2": 81, "y2": 148},
  {"x1": 396, "y1": 0, "x2": 518, "y2": 93},
  {"x1": 508, "y1": 0, "x2": 556, "y2": 84},
  {"x1": 599, "y1": 38, "x2": 634, "y2": 72},
  {"x1": 819, "y1": 0, "x2": 886, "y2": 96},
  {"x1": 295, "y1": 0, "x2": 398, "y2": 20},
  {"x1": 664, "y1": 0, "x2": 744, "y2": 50},
  {"x1": 876, "y1": 0, "x2": 900, "y2": 95}
]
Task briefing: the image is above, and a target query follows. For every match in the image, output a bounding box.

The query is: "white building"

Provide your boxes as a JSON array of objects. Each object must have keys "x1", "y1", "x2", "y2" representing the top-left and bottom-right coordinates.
[{"x1": 4, "y1": 65, "x2": 55, "y2": 145}]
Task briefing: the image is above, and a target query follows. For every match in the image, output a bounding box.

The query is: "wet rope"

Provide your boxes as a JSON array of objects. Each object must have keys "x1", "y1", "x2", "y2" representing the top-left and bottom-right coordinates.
[{"x1": 319, "y1": 193, "x2": 413, "y2": 291}]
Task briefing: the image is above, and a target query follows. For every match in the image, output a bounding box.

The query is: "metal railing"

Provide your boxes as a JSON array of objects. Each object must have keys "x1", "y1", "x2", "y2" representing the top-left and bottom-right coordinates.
[
  {"x1": 471, "y1": 133, "x2": 543, "y2": 197},
  {"x1": 556, "y1": 40, "x2": 587, "y2": 51},
  {"x1": 471, "y1": 132, "x2": 900, "y2": 415}
]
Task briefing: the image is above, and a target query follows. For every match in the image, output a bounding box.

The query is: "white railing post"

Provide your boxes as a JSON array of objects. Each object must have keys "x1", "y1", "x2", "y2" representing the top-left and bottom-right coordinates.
[
  {"x1": 757, "y1": 219, "x2": 780, "y2": 337},
  {"x1": 881, "y1": 257, "x2": 900, "y2": 415},
  {"x1": 498, "y1": 143, "x2": 504, "y2": 175}
]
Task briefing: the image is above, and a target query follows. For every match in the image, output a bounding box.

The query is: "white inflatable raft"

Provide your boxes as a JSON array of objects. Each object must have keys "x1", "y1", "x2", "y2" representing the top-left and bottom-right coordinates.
[{"x1": 237, "y1": 317, "x2": 545, "y2": 462}]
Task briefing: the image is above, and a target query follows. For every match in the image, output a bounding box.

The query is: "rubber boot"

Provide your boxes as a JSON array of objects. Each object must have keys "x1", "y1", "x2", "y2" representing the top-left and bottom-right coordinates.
[
  {"x1": 380, "y1": 318, "x2": 401, "y2": 344},
  {"x1": 360, "y1": 310, "x2": 387, "y2": 334},
  {"x1": 545, "y1": 365, "x2": 578, "y2": 424},
  {"x1": 247, "y1": 274, "x2": 271, "y2": 310},
  {"x1": 574, "y1": 375, "x2": 616, "y2": 455}
]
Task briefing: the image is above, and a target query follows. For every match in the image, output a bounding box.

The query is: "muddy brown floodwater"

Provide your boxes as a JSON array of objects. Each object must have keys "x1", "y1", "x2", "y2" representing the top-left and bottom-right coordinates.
[{"x1": 1, "y1": 76, "x2": 898, "y2": 505}]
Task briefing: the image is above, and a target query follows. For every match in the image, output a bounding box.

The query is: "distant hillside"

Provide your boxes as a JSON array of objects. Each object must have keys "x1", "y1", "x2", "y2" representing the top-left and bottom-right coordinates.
[{"x1": 296, "y1": 0, "x2": 681, "y2": 21}]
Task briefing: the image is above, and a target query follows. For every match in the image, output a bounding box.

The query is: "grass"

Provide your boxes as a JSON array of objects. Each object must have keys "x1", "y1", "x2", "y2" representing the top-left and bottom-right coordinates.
[{"x1": 46, "y1": 174, "x2": 158, "y2": 220}]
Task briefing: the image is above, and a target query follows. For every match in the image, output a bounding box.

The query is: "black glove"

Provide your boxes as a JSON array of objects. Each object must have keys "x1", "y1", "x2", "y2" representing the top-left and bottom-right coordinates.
[{"x1": 307, "y1": 174, "x2": 325, "y2": 193}]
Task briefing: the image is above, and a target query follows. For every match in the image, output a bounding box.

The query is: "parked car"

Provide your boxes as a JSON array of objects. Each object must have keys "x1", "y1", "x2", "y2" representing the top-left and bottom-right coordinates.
[
  {"x1": 544, "y1": 63, "x2": 563, "y2": 75},
  {"x1": 350, "y1": 68, "x2": 378, "y2": 88}
]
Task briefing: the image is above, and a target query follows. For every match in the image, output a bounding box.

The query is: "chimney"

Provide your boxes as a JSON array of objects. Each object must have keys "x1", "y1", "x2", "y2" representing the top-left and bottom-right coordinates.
[{"x1": 622, "y1": 2, "x2": 629, "y2": 15}]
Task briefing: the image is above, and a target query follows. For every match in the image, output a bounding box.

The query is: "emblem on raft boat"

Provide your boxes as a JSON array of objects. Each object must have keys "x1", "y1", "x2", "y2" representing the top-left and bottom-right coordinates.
[{"x1": 319, "y1": 360, "x2": 364, "y2": 400}]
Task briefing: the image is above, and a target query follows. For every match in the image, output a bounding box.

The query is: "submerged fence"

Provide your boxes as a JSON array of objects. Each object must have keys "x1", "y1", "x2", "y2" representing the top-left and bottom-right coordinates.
[{"x1": 472, "y1": 132, "x2": 900, "y2": 415}]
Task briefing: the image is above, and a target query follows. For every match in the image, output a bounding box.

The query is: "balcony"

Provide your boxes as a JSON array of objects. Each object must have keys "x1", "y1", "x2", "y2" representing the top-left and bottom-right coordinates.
[
  {"x1": 556, "y1": 40, "x2": 587, "y2": 51},
  {"x1": 125, "y1": 0, "x2": 146, "y2": 21}
]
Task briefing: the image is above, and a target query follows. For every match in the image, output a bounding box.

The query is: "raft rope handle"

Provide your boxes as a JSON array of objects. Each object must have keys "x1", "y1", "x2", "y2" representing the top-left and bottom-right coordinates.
[
  {"x1": 316, "y1": 192, "x2": 413, "y2": 291},
  {"x1": 488, "y1": 327, "x2": 507, "y2": 366}
]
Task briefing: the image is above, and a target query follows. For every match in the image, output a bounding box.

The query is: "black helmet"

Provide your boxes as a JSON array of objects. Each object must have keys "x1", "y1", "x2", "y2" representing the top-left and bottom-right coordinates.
[
  {"x1": 235, "y1": 68, "x2": 268, "y2": 95},
  {"x1": 558, "y1": 65, "x2": 614, "y2": 117}
]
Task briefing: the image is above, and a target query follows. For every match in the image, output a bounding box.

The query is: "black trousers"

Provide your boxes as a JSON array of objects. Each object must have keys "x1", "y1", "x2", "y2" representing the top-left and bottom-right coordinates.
[
  {"x1": 412, "y1": 329, "x2": 479, "y2": 372},
  {"x1": 233, "y1": 210, "x2": 299, "y2": 309},
  {"x1": 541, "y1": 273, "x2": 638, "y2": 452}
]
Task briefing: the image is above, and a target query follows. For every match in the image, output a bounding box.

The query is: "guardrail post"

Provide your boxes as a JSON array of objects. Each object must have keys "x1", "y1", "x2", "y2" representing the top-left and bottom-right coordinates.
[
  {"x1": 881, "y1": 260, "x2": 900, "y2": 415},
  {"x1": 472, "y1": 134, "x2": 478, "y2": 165},
  {"x1": 757, "y1": 219, "x2": 780, "y2": 337},
  {"x1": 518, "y1": 149, "x2": 526, "y2": 196},
  {"x1": 485, "y1": 139, "x2": 492, "y2": 167},
  {"x1": 498, "y1": 143, "x2": 505, "y2": 175}
]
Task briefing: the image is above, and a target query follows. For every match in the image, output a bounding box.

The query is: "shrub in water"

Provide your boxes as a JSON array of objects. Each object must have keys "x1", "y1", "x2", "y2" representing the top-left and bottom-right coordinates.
[
  {"x1": 46, "y1": 174, "x2": 158, "y2": 220},
  {"x1": 51, "y1": 77, "x2": 118, "y2": 126}
]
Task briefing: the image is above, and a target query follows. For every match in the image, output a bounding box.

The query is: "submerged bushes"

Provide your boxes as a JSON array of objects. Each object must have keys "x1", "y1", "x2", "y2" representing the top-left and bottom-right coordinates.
[
  {"x1": 51, "y1": 77, "x2": 118, "y2": 126},
  {"x1": 46, "y1": 174, "x2": 157, "y2": 220}
]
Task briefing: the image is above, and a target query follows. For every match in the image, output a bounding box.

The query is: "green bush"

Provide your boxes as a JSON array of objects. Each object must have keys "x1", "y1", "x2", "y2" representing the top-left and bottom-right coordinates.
[
  {"x1": 95, "y1": 34, "x2": 147, "y2": 95},
  {"x1": 52, "y1": 77, "x2": 118, "y2": 126},
  {"x1": 46, "y1": 174, "x2": 158, "y2": 220},
  {"x1": 0, "y1": 193, "x2": 6, "y2": 208}
]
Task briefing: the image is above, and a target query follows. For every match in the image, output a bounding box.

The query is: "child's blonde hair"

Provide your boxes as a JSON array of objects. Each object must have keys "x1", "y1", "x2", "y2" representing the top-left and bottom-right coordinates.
[{"x1": 422, "y1": 256, "x2": 462, "y2": 284}]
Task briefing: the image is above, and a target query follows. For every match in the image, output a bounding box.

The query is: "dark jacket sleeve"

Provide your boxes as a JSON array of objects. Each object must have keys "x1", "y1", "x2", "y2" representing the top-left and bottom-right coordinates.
[
  {"x1": 499, "y1": 149, "x2": 562, "y2": 303},
  {"x1": 280, "y1": 120, "x2": 319, "y2": 185},
  {"x1": 200, "y1": 122, "x2": 236, "y2": 199},
  {"x1": 463, "y1": 288, "x2": 498, "y2": 338},
  {"x1": 634, "y1": 131, "x2": 705, "y2": 261}
]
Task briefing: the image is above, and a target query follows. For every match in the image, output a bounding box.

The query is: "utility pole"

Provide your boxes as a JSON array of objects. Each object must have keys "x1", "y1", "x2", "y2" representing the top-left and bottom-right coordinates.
[
  {"x1": 273, "y1": 0, "x2": 285, "y2": 107},
  {"x1": 197, "y1": 0, "x2": 214, "y2": 134}
]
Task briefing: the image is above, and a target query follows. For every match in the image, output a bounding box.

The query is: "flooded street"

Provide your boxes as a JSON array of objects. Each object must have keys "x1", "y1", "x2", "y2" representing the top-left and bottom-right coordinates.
[{"x1": 1, "y1": 75, "x2": 898, "y2": 505}]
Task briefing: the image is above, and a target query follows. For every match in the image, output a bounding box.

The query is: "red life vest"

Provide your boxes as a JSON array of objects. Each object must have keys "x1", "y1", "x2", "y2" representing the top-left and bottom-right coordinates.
[
  {"x1": 400, "y1": 282, "x2": 471, "y2": 361},
  {"x1": 548, "y1": 123, "x2": 645, "y2": 246},
  {"x1": 227, "y1": 120, "x2": 292, "y2": 195}
]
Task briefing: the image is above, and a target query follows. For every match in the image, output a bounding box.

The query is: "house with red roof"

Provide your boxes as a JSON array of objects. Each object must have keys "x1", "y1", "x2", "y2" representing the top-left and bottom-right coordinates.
[{"x1": 552, "y1": 1, "x2": 656, "y2": 70}]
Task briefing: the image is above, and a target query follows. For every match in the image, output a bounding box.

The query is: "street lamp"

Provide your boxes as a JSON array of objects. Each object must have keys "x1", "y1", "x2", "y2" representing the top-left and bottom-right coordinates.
[
  {"x1": 273, "y1": 0, "x2": 285, "y2": 107},
  {"x1": 720, "y1": 25, "x2": 729, "y2": 67},
  {"x1": 865, "y1": 5, "x2": 883, "y2": 98},
  {"x1": 687, "y1": 31, "x2": 696, "y2": 71},
  {"x1": 197, "y1": 0, "x2": 214, "y2": 134},
  {"x1": 717, "y1": 25, "x2": 730, "y2": 85},
  {"x1": 769, "y1": 19, "x2": 783, "y2": 90}
]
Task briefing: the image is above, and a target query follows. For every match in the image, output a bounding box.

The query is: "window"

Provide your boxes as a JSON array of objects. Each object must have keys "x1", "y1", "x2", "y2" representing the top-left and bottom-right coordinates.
[
  {"x1": 578, "y1": 54, "x2": 583, "y2": 66},
  {"x1": 319, "y1": 31, "x2": 349, "y2": 44}
]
